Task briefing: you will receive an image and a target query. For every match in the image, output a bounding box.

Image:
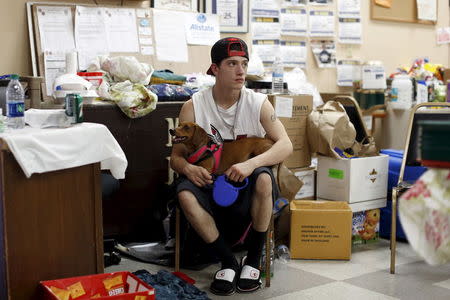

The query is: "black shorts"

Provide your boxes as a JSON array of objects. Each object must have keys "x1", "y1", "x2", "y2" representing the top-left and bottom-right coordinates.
[{"x1": 175, "y1": 167, "x2": 279, "y2": 244}]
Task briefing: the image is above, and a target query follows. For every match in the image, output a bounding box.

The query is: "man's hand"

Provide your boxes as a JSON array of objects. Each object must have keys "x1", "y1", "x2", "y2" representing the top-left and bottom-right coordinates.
[
  {"x1": 183, "y1": 164, "x2": 213, "y2": 187},
  {"x1": 224, "y1": 161, "x2": 255, "y2": 182}
]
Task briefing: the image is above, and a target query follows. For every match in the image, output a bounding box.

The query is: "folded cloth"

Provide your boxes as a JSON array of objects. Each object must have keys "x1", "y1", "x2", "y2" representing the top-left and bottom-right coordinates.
[
  {"x1": 151, "y1": 70, "x2": 186, "y2": 85},
  {"x1": 0, "y1": 122, "x2": 127, "y2": 179},
  {"x1": 25, "y1": 109, "x2": 71, "y2": 128}
]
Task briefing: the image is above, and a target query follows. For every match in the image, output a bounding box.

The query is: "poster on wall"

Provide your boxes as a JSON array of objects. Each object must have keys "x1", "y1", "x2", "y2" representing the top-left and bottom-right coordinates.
[
  {"x1": 280, "y1": 8, "x2": 307, "y2": 36},
  {"x1": 205, "y1": 0, "x2": 249, "y2": 32},
  {"x1": 309, "y1": 0, "x2": 333, "y2": 5},
  {"x1": 185, "y1": 13, "x2": 220, "y2": 45},
  {"x1": 337, "y1": 59, "x2": 361, "y2": 86},
  {"x1": 309, "y1": 10, "x2": 334, "y2": 37},
  {"x1": 337, "y1": 0, "x2": 360, "y2": 17},
  {"x1": 251, "y1": 17, "x2": 281, "y2": 40},
  {"x1": 152, "y1": 0, "x2": 198, "y2": 11},
  {"x1": 281, "y1": 40, "x2": 307, "y2": 68},
  {"x1": 252, "y1": 39, "x2": 280, "y2": 66},
  {"x1": 338, "y1": 17, "x2": 362, "y2": 44},
  {"x1": 310, "y1": 40, "x2": 336, "y2": 68},
  {"x1": 282, "y1": 0, "x2": 307, "y2": 6}
]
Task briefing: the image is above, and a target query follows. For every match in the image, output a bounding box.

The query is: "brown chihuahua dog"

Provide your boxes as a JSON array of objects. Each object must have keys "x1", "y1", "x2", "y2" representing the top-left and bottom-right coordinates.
[{"x1": 170, "y1": 122, "x2": 274, "y2": 174}]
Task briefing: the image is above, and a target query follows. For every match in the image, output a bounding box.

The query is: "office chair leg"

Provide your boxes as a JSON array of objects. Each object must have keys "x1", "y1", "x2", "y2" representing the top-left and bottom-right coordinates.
[
  {"x1": 175, "y1": 207, "x2": 180, "y2": 272},
  {"x1": 390, "y1": 188, "x2": 397, "y2": 274}
]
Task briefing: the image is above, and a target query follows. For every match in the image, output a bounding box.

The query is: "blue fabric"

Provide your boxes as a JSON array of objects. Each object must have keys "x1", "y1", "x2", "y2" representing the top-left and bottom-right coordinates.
[{"x1": 134, "y1": 269, "x2": 210, "y2": 300}]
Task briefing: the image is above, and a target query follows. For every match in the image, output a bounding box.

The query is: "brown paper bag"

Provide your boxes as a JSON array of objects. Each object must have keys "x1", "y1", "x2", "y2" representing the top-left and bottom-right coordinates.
[
  {"x1": 272, "y1": 163, "x2": 303, "y2": 201},
  {"x1": 352, "y1": 136, "x2": 379, "y2": 157},
  {"x1": 307, "y1": 101, "x2": 356, "y2": 159}
]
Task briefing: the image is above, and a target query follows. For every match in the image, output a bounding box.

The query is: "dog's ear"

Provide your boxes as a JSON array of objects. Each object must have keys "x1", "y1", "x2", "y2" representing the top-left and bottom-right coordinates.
[{"x1": 191, "y1": 124, "x2": 209, "y2": 147}]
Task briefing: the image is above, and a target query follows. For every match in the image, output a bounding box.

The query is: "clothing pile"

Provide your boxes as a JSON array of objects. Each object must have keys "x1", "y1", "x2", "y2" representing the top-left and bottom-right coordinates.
[{"x1": 133, "y1": 269, "x2": 210, "y2": 300}]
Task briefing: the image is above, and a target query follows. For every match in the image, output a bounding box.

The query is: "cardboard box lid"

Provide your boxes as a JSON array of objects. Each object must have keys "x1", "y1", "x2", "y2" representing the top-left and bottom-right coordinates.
[{"x1": 290, "y1": 200, "x2": 351, "y2": 211}]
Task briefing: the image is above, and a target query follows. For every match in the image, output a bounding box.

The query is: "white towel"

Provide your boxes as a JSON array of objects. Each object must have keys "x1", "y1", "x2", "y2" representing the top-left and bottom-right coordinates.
[{"x1": 0, "y1": 122, "x2": 127, "y2": 179}]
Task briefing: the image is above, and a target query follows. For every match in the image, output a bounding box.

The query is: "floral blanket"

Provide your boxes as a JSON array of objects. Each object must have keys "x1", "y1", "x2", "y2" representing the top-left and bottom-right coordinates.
[{"x1": 399, "y1": 168, "x2": 450, "y2": 265}]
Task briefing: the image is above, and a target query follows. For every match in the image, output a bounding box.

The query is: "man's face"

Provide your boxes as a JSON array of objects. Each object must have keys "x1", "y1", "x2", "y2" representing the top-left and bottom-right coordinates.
[{"x1": 212, "y1": 56, "x2": 248, "y2": 90}]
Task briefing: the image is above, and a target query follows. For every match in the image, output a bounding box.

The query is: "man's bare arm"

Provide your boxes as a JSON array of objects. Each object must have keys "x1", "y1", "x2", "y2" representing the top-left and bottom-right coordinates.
[
  {"x1": 170, "y1": 100, "x2": 213, "y2": 186},
  {"x1": 247, "y1": 99, "x2": 293, "y2": 168},
  {"x1": 224, "y1": 99, "x2": 292, "y2": 182}
]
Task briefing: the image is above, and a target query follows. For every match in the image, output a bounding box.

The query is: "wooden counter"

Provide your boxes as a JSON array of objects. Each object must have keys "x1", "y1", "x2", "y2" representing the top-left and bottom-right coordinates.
[
  {"x1": 0, "y1": 142, "x2": 103, "y2": 300},
  {"x1": 84, "y1": 102, "x2": 183, "y2": 242}
]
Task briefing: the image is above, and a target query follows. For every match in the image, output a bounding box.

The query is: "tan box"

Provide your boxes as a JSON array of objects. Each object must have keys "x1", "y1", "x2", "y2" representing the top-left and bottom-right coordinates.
[
  {"x1": 268, "y1": 95, "x2": 313, "y2": 168},
  {"x1": 290, "y1": 200, "x2": 352, "y2": 260}
]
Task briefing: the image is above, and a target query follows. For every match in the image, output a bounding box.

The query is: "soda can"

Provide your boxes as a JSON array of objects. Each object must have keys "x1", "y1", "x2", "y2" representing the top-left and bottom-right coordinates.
[{"x1": 65, "y1": 93, "x2": 83, "y2": 123}]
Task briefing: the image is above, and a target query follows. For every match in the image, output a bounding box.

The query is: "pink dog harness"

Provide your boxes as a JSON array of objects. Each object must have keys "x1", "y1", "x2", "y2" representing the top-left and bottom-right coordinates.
[{"x1": 187, "y1": 142, "x2": 223, "y2": 173}]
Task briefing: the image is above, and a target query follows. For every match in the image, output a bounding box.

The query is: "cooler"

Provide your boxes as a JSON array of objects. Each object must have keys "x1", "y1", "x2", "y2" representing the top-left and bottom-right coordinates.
[{"x1": 379, "y1": 149, "x2": 427, "y2": 240}]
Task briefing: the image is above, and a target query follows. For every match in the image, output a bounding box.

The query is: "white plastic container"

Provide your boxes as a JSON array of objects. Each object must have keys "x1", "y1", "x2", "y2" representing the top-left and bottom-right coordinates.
[
  {"x1": 390, "y1": 74, "x2": 413, "y2": 110},
  {"x1": 416, "y1": 80, "x2": 428, "y2": 104}
]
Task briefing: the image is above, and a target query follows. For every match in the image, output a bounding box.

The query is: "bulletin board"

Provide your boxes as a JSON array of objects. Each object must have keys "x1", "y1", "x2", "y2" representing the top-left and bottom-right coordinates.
[
  {"x1": 27, "y1": 2, "x2": 211, "y2": 101},
  {"x1": 370, "y1": 0, "x2": 437, "y2": 25}
]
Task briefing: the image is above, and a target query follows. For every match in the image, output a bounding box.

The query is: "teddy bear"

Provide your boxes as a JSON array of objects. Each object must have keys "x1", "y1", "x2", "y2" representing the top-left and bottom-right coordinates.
[{"x1": 358, "y1": 209, "x2": 381, "y2": 241}]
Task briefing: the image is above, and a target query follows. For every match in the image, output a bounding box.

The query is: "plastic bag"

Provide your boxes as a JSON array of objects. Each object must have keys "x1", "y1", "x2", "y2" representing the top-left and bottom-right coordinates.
[
  {"x1": 285, "y1": 68, "x2": 323, "y2": 108},
  {"x1": 98, "y1": 80, "x2": 158, "y2": 118},
  {"x1": 88, "y1": 55, "x2": 153, "y2": 85},
  {"x1": 399, "y1": 168, "x2": 450, "y2": 265}
]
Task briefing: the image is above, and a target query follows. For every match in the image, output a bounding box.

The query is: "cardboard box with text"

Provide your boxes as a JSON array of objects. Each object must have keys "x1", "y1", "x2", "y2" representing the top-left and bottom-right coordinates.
[
  {"x1": 268, "y1": 95, "x2": 313, "y2": 168},
  {"x1": 290, "y1": 200, "x2": 352, "y2": 260}
]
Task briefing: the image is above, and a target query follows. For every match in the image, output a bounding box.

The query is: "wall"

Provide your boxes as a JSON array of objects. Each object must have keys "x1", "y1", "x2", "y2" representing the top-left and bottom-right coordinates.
[{"x1": 1, "y1": 0, "x2": 448, "y2": 92}]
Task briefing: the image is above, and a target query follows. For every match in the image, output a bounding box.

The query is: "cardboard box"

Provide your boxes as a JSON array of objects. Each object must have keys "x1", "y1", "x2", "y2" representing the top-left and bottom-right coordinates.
[
  {"x1": 292, "y1": 167, "x2": 316, "y2": 199},
  {"x1": 317, "y1": 154, "x2": 389, "y2": 203},
  {"x1": 290, "y1": 200, "x2": 352, "y2": 260},
  {"x1": 41, "y1": 271, "x2": 155, "y2": 300},
  {"x1": 268, "y1": 94, "x2": 313, "y2": 168}
]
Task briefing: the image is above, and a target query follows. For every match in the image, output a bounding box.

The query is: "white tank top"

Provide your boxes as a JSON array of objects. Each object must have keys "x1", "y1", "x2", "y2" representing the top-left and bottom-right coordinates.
[{"x1": 192, "y1": 87, "x2": 267, "y2": 140}]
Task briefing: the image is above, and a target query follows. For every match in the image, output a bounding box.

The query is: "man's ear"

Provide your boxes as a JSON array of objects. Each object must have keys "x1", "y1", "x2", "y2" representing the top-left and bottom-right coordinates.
[{"x1": 210, "y1": 63, "x2": 219, "y2": 75}]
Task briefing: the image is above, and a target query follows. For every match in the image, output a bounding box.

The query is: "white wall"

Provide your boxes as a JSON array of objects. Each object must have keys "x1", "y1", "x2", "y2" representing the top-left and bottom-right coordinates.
[{"x1": 1, "y1": 0, "x2": 448, "y2": 96}]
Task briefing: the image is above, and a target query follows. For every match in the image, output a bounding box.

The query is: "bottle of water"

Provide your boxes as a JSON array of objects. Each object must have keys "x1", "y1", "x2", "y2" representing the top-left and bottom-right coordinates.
[
  {"x1": 271, "y1": 56, "x2": 284, "y2": 94},
  {"x1": 275, "y1": 244, "x2": 291, "y2": 264},
  {"x1": 6, "y1": 74, "x2": 25, "y2": 129}
]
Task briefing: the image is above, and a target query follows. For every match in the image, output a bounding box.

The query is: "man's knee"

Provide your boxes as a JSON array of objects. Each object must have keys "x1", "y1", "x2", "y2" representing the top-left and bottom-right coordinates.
[
  {"x1": 178, "y1": 190, "x2": 200, "y2": 216},
  {"x1": 255, "y1": 172, "x2": 272, "y2": 197}
]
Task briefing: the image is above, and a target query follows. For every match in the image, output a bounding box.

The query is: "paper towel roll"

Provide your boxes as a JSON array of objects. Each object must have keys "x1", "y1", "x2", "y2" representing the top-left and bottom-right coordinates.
[{"x1": 65, "y1": 52, "x2": 78, "y2": 74}]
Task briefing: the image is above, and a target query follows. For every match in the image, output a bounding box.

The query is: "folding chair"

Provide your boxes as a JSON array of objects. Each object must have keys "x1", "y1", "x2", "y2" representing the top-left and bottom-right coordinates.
[
  {"x1": 390, "y1": 102, "x2": 450, "y2": 274},
  {"x1": 329, "y1": 95, "x2": 371, "y2": 142},
  {"x1": 174, "y1": 207, "x2": 275, "y2": 287}
]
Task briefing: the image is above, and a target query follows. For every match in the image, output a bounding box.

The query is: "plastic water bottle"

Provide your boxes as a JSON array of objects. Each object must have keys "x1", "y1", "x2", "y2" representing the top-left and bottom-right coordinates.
[
  {"x1": 6, "y1": 74, "x2": 25, "y2": 129},
  {"x1": 271, "y1": 56, "x2": 284, "y2": 94},
  {"x1": 275, "y1": 244, "x2": 291, "y2": 264}
]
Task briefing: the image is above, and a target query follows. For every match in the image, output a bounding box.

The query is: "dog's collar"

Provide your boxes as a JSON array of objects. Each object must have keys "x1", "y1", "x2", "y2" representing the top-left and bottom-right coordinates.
[{"x1": 187, "y1": 142, "x2": 223, "y2": 173}]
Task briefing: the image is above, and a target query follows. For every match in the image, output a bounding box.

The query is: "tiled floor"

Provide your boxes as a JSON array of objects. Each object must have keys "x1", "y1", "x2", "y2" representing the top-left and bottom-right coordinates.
[{"x1": 106, "y1": 239, "x2": 450, "y2": 299}]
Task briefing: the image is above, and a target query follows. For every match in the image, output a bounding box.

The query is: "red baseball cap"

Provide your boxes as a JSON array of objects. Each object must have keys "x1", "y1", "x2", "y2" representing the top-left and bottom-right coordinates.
[{"x1": 206, "y1": 37, "x2": 249, "y2": 75}]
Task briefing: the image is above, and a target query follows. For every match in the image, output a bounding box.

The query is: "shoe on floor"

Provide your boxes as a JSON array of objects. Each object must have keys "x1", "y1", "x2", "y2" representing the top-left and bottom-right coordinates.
[
  {"x1": 237, "y1": 256, "x2": 262, "y2": 293},
  {"x1": 210, "y1": 268, "x2": 237, "y2": 296}
]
